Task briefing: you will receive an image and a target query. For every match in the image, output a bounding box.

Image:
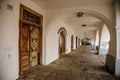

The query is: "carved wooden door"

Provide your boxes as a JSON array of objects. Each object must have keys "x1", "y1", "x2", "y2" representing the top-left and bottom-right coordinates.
[
  {"x1": 30, "y1": 26, "x2": 40, "y2": 67},
  {"x1": 59, "y1": 31, "x2": 65, "y2": 55},
  {"x1": 62, "y1": 32, "x2": 65, "y2": 52},
  {"x1": 20, "y1": 24, "x2": 30, "y2": 73},
  {"x1": 19, "y1": 4, "x2": 43, "y2": 74}
]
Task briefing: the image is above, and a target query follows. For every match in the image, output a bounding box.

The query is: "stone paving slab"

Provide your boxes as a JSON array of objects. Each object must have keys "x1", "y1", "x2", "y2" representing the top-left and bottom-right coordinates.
[{"x1": 18, "y1": 46, "x2": 117, "y2": 80}]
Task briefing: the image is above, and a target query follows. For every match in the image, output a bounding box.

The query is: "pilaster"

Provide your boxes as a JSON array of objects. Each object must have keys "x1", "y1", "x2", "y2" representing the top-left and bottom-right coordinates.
[{"x1": 106, "y1": 0, "x2": 120, "y2": 76}]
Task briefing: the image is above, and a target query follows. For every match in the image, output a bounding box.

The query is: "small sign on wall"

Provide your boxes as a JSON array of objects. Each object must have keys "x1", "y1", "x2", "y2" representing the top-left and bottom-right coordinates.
[{"x1": 7, "y1": 4, "x2": 13, "y2": 11}]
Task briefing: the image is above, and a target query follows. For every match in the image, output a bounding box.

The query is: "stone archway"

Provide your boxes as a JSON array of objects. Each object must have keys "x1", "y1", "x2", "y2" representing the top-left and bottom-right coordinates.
[
  {"x1": 45, "y1": 10, "x2": 116, "y2": 55},
  {"x1": 45, "y1": 9, "x2": 116, "y2": 75}
]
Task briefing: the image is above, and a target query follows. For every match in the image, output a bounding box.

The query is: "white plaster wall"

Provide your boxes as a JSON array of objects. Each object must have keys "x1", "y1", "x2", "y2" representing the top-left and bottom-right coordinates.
[
  {"x1": 115, "y1": 0, "x2": 120, "y2": 58},
  {"x1": 45, "y1": 21, "x2": 75, "y2": 65},
  {"x1": 0, "y1": 1, "x2": 20, "y2": 80},
  {"x1": 101, "y1": 24, "x2": 110, "y2": 42},
  {"x1": 95, "y1": 30, "x2": 99, "y2": 46},
  {"x1": 0, "y1": 0, "x2": 45, "y2": 80},
  {"x1": 117, "y1": 29, "x2": 120, "y2": 57},
  {"x1": 73, "y1": 33, "x2": 76, "y2": 50}
]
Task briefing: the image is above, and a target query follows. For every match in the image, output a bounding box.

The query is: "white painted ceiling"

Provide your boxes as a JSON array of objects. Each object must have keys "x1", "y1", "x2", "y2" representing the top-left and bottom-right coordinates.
[
  {"x1": 63, "y1": 13, "x2": 102, "y2": 31},
  {"x1": 33, "y1": 0, "x2": 113, "y2": 9},
  {"x1": 31, "y1": 0, "x2": 113, "y2": 31}
]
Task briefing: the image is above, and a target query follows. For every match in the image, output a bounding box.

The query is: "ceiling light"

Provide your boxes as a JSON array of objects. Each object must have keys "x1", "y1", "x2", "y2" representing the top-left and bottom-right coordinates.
[
  {"x1": 82, "y1": 24, "x2": 86, "y2": 27},
  {"x1": 77, "y1": 12, "x2": 83, "y2": 18}
]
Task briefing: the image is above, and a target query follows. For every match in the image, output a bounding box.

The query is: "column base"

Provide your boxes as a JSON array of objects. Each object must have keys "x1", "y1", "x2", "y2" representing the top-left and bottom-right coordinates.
[
  {"x1": 106, "y1": 54, "x2": 120, "y2": 76},
  {"x1": 106, "y1": 54, "x2": 115, "y2": 73}
]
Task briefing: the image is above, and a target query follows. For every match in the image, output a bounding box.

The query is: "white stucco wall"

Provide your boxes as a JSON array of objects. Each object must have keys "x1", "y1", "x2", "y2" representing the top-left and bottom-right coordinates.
[
  {"x1": 0, "y1": 0, "x2": 45, "y2": 80},
  {"x1": 95, "y1": 30, "x2": 99, "y2": 46},
  {"x1": 115, "y1": 0, "x2": 120, "y2": 58},
  {"x1": 45, "y1": 21, "x2": 75, "y2": 65},
  {"x1": 100, "y1": 24, "x2": 110, "y2": 42}
]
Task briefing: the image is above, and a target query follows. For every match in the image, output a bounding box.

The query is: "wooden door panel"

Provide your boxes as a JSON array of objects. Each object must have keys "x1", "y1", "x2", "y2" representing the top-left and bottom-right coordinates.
[
  {"x1": 21, "y1": 55, "x2": 30, "y2": 71},
  {"x1": 59, "y1": 31, "x2": 66, "y2": 56},
  {"x1": 61, "y1": 32, "x2": 65, "y2": 53},
  {"x1": 20, "y1": 24, "x2": 30, "y2": 73},
  {"x1": 30, "y1": 26, "x2": 40, "y2": 67}
]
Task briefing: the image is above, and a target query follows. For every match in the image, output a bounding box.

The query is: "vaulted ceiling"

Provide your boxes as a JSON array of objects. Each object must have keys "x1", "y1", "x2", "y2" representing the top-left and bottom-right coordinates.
[
  {"x1": 32, "y1": 0, "x2": 113, "y2": 9},
  {"x1": 31, "y1": 0, "x2": 113, "y2": 31},
  {"x1": 63, "y1": 13, "x2": 102, "y2": 31},
  {"x1": 44, "y1": 0, "x2": 113, "y2": 9}
]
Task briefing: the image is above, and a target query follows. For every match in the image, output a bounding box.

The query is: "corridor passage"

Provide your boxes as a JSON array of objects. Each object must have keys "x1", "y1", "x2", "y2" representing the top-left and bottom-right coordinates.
[{"x1": 18, "y1": 46, "x2": 116, "y2": 80}]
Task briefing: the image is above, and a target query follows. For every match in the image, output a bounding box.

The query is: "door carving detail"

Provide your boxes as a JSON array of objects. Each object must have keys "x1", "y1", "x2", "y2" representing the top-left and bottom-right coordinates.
[{"x1": 30, "y1": 26, "x2": 40, "y2": 67}]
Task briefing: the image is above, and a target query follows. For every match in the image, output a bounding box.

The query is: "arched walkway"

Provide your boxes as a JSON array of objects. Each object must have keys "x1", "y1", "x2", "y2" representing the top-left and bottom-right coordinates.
[
  {"x1": 45, "y1": 9, "x2": 116, "y2": 57},
  {"x1": 45, "y1": 9, "x2": 117, "y2": 75}
]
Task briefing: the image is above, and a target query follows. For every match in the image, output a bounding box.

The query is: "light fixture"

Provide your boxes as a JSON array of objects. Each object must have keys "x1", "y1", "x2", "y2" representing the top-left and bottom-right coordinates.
[
  {"x1": 77, "y1": 12, "x2": 83, "y2": 18},
  {"x1": 82, "y1": 24, "x2": 86, "y2": 27}
]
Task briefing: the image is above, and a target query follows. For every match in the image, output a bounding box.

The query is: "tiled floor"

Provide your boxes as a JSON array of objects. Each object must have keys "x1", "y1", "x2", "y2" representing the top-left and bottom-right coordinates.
[{"x1": 18, "y1": 46, "x2": 117, "y2": 80}]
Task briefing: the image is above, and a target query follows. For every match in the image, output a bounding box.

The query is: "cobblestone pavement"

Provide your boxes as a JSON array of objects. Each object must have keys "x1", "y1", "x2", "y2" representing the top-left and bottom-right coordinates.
[{"x1": 18, "y1": 46, "x2": 117, "y2": 80}]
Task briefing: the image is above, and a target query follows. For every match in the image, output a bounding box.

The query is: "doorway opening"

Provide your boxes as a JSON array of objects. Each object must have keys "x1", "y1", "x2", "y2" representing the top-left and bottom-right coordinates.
[
  {"x1": 76, "y1": 36, "x2": 78, "y2": 48},
  {"x1": 71, "y1": 35, "x2": 74, "y2": 51},
  {"x1": 58, "y1": 27, "x2": 67, "y2": 57},
  {"x1": 19, "y1": 4, "x2": 43, "y2": 74}
]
